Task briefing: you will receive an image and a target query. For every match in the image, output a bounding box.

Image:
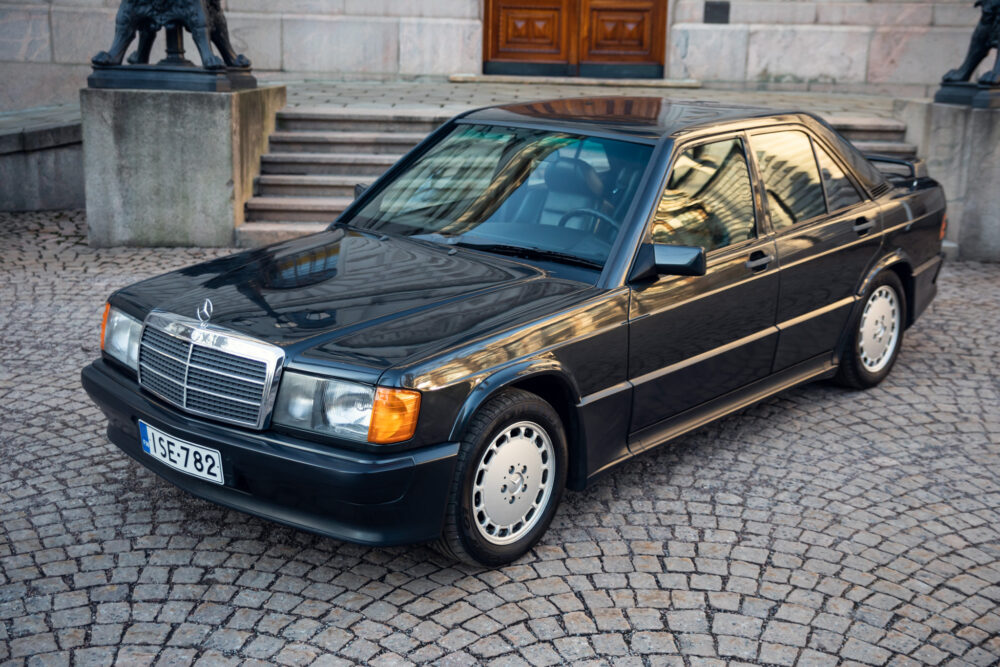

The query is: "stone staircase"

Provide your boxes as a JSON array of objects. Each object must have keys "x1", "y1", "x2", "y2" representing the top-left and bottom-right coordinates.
[{"x1": 237, "y1": 109, "x2": 916, "y2": 248}]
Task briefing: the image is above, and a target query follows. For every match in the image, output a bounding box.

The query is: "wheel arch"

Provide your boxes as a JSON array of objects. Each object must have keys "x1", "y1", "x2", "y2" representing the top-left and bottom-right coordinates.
[
  {"x1": 856, "y1": 250, "x2": 915, "y2": 328},
  {"x1": 448, "y1": 361, "x2": 588, "y2": 491}
]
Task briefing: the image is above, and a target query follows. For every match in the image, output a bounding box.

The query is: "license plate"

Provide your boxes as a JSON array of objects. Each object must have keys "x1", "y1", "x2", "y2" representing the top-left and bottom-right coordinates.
[{"x1": 139, "y1": 421, "x2": 224, "y2": 485}]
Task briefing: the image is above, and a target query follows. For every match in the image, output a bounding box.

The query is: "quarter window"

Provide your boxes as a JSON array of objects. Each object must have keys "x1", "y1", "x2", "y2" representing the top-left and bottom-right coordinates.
[
  {"x1": 751, "y1": 131, "x2": 826, "y2": 230},
  {"x1": 652, "y1": 138, "x2": 756, "y2": 252},
  {"x1": 815, "y1": 144, "x2": 863, "y2": 212}
]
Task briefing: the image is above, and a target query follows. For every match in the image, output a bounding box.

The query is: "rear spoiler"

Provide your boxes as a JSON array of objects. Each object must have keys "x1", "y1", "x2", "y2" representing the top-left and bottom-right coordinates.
[{"x1": 864, "y1": 154, "x2": 928, "y2": 180}]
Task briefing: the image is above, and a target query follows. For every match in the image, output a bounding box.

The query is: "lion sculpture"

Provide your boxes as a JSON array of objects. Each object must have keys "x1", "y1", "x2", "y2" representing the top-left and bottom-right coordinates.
[
  {"x1": 944, "y1": 0, "x2": 1000, "y2": 85},
  {"x1": 92, "y1": 0, "x2": 250, "y2": 70}
]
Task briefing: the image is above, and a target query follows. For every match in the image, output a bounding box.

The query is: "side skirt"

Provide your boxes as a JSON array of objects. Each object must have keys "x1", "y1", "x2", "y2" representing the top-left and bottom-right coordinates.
[{"x1": 584, "y1": 355, "x2": 836, "y2": 485}]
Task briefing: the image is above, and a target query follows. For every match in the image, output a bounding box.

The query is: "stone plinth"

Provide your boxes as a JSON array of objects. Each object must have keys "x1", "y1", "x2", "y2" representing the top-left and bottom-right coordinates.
[
  {"x1": 895, "y1": 98, "x2": 1000, "y2": 261},
  {"x1": 81, "y1": 85, "x2": 285, "y2": 247}
]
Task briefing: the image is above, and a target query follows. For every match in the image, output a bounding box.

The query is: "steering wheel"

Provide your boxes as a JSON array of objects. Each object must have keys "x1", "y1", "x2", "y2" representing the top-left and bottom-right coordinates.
[{"x1": 556, "y1": 208, "x2": 619, "y2": 243}]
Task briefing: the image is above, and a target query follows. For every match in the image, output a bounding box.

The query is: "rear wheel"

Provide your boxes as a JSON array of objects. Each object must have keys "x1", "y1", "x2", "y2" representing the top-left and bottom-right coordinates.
[
  {"x1": 835, "y1": 271, "x2": 906, "y2": 389},
  {"x1": 436, "y1": 388, "x2": 567, "y2": 566}
]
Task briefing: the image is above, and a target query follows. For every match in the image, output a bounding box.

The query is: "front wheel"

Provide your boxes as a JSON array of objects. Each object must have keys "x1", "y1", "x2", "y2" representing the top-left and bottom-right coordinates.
[
  {"x1": 436, "y1": 388, "x2": 567, "y2": 566},
  {"x1": 835, "y1": 270, "x2": 906, "y2": 389}
]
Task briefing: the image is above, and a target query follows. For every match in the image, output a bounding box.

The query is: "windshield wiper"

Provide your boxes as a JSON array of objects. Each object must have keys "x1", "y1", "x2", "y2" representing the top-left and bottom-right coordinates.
[{"x1": 454, "y1": 242, "x2": 603, "y2": 270}]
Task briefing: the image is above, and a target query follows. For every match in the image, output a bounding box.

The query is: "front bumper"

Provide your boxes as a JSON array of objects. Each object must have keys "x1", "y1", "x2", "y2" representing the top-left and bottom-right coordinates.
[{"x1": 81, "y1": 360, "x2": 459, "y2": 546}]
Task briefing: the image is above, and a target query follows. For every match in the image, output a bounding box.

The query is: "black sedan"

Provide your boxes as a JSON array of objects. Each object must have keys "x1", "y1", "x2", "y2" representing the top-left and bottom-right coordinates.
[{"x1": 83, "y1": 97, "x2": 946, "y2": 566}]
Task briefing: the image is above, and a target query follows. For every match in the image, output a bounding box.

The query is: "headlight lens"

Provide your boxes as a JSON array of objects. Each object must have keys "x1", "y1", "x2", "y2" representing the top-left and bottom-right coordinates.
[
  {"x1": 272, "y1": 372, "x2": 420, "y2": 444},
  {"x1": 101, "y1": 304, "x2": 142, "y2": 370},
  {"x1": 273, "y1": 373, "x2": 375, "y2": 441}
]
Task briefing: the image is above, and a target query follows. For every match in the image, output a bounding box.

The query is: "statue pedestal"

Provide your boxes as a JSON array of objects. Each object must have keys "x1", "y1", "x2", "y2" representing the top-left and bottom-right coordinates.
[
  {"x1": 934, "y1": 82, "x2": 1000, "y2": 109},
  {"x1": 88, "y1": 65, "x2": 257, "y2": 93},
  {"x1": 81, "y1": 85, "x2": 285, "y2": 247}
]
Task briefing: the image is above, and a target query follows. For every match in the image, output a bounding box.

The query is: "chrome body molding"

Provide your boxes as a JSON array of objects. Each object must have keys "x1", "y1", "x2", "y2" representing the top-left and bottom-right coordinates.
[{"x1": 138, "y1": 310, "x2": 286, "y2": 430}]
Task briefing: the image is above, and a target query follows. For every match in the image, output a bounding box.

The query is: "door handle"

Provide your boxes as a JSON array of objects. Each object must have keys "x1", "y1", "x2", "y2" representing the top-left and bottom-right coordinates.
[
  {"x1": 745, "y1": 251, "x2": 773, "y2": 272},
  {"x1": 854, "y1": 217, "x2": 875, "y2": 235}
]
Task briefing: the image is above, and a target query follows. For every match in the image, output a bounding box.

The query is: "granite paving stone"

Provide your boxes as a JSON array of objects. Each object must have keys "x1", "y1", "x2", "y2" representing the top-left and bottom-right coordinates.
[{"x1": 0, "y1": 209, "x2": 998, "y2": 664}]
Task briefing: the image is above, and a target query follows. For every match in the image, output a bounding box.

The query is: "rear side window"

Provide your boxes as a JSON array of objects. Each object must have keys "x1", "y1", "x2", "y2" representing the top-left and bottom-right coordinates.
[
  {"x1": 815, "y1": 144, "x2": 863, "y2": 212},
  {"x1": 652, "y1": 137, "x2": 756, "y2": 252},
  {"x1": 751, "y1": 131, "x2": 826, "y2": 230}
]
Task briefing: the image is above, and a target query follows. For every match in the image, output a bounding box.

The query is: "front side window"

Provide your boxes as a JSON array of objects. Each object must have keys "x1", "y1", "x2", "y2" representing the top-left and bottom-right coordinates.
[
  {"x1": 343, "y1": 124, "x2": 653, "y2": 269},
  {"x1": 815, "y1": 144, "x2": 863, "y2": 212},
  {"x1": 651, "y1": 137, "x2": 756, "y2": 252},
  {"x1": 751, "y1": 130, "x2": 826, "y2": 230}
]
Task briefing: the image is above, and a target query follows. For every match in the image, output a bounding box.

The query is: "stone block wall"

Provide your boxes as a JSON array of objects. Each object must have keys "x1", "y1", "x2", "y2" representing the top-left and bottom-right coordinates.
[
  {"x1": 0, "y1": 0, "x2": 483, "y2": 111},
  {"x1": 0, "y1": 0, "x2": 989, "y2": 111},
  {"x1": 670, "y1": 0, "x2": 986, "y2": 97}
]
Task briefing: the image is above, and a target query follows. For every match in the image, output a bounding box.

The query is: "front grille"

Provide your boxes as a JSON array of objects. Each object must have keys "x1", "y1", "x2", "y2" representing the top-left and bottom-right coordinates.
[{"x1": 137, "y1": 315, "x2": 282, "y2": 429}]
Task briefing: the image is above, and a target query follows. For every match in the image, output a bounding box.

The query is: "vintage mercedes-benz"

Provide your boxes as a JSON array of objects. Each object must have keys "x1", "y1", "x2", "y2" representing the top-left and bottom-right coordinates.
[{"x1": 83, "y1": 97, "x2": 946, "y2": 565}]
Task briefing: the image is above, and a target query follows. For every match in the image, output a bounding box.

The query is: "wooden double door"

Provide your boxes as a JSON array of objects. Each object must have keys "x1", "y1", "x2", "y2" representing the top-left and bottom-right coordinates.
[{"x1": 484, "y1": 0, "x2": 666, "y2": 78}]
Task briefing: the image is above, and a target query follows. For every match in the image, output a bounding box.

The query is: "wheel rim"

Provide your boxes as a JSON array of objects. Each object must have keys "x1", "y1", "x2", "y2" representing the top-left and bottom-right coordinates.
[
  {"x1": 472, "y1": 421, "x2": 555, "y2": 545},
  {"x1": 858, "y1": 285, "x2": 900, "y2": 373}
]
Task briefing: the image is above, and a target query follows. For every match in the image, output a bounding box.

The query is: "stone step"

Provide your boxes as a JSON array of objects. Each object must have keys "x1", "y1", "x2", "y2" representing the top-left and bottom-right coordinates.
[
  {"x1": 276, "y1": 107, "x2": 456, "y2": 133},
  {"x1": 827, "y1": 116, "x2": 907, "y2": 143},
  {"x1": 851, "y1": 139, "x2": 918, "y2": 157},
  {"x1": 261, "y1": 152, "x2": 398, "y2": 175},
  {"x1": 245, "y1": 195, "x2": 352, "y2": 222},
  {"x1": 256, "y1": 174, "x2": 374, "y2": 197},
  {"x1": 236, "y1": 222, "x2": 328, "y2": 247},
  {"x1": 269, "y1": 131, "x2": 425, "y2": 154}
]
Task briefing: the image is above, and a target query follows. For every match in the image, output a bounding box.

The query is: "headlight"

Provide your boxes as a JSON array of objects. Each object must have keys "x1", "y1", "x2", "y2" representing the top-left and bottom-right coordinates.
[
  {"x1": 272, "y1": 372, "x2": 420, "y2": 444},
  {"x1": 101, "y1": 304, "x2": 142, "y2": 370}
]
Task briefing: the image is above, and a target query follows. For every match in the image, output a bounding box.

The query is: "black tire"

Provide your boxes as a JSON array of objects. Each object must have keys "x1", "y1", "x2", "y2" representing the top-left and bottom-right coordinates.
[
  {"x1": 435, "y1": 388, "x2": 568, "y2": 567},
  {"x1": 835, "y1": 270, "x2": 907, "y2": 389}
]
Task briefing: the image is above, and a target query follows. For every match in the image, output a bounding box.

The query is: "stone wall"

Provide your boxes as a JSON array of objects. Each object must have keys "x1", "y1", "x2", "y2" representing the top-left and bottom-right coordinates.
[
  {"x1": 671, "y1": 0, "x2": 987, "y2": 97},
  {"x1": 0, "y1": 0, "x2": 483, "y2": 111},
  {"x1": 0, "y1": 0, "x2": 988, "y2": 112}
]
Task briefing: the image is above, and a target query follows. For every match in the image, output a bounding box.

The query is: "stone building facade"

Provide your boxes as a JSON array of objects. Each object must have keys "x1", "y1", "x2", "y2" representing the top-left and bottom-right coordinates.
[{"x1": 0, "y1": 0, "x2": 987, "y2": 112}]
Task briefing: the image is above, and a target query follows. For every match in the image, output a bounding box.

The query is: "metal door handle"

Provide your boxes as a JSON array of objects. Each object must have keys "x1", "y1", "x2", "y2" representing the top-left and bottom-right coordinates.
[
  {"x1": 854, "y1": 217, "x2": 874, "y2": 235},
  {"x1": 745, "y1": 253, "x2": 773, "y2": 271}
]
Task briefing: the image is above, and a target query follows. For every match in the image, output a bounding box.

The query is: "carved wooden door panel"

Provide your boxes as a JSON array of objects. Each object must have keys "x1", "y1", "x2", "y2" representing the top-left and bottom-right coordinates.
[
  {"x1": 578, "y1": 0, "x2": 665, "y2": 77},
  {"x1": 484, "y1": 0, "x2": 666, "y2": 78},
  {"x1": 485, "y1": 0, "x2": 576, "y2": 74}
]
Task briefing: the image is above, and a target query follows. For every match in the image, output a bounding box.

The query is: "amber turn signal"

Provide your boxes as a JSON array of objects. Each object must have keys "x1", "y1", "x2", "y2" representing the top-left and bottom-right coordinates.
[
  {"x1": 100, "y1": 302, "x2": 111, "y2": 350},
  {"x1": 939, "y1": 214, "x2": 948, "y2": 241},
  {"x1": 368, "y1": 387, "x2": 421, "y2": 444}
]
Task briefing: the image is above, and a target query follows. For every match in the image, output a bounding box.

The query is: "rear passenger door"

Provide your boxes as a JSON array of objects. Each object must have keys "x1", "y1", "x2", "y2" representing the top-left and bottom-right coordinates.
[
  {"x1": 628, "y1": 134, "x2": 779, "y2": 437},
  {"x1": 748, "y1": 128, "x2": 882, "y2": 372}
]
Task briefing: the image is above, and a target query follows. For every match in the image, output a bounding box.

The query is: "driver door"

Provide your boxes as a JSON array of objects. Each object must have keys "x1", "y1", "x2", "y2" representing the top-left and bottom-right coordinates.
[{"x1": 628, "y1": 134, "x2": 780, "y2": 442}]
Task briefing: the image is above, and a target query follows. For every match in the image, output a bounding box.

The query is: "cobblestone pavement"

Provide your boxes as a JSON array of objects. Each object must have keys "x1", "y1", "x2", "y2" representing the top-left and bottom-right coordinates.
[{"x1": 2, "y1": 210, "x2": 999, "y2": 667}]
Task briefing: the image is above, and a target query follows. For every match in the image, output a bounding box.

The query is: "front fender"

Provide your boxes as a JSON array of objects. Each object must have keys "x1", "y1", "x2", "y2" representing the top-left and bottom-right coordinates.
[{"x1": 447, "y1": 357, "x2": 581, "y2": 443}]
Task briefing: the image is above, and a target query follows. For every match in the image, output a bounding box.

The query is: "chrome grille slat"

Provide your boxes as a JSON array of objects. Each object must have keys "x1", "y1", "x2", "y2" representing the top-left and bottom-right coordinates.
[{"x1": 137, "y1": 314, "x2": 284, "y2": 429}]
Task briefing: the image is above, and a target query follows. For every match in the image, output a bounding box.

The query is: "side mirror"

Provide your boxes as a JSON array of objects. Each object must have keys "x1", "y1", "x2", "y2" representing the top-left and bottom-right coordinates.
[
  {"x1": 354, "y1": 183, "x2": 368, "y2": 199},
  {"x1": 629, "y1": 243, "x2": 707, "y2": 283}
]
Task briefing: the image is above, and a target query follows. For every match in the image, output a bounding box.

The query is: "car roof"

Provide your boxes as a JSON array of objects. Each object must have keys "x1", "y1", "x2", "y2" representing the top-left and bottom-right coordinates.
[{"x1": 460, "y1": 96, "x2": 803, "y2": 141}]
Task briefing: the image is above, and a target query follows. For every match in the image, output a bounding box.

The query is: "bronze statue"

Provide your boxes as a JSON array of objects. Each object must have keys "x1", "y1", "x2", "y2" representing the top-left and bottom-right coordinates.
[
  {"x1": 92, "y1": 0, "x2": 250, "y2": 70},
  {"x1": 943, "y1": 0, "x2": 1000, "y2": 85}
]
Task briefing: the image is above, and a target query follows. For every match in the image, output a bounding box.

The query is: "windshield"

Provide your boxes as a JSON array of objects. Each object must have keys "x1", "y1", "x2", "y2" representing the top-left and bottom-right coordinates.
[{"x1": 342, "y1": 124, "x2": 654, "y2": 269}]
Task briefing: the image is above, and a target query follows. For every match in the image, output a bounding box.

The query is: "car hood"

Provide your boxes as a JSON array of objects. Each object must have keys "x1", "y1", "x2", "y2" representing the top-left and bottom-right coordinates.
[{"x1": 114, "y1": 229, "x2": 596, "y2": 379}]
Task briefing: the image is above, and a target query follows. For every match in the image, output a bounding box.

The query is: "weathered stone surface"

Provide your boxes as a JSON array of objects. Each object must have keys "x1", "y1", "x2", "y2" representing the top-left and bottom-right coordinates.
[
  {"x1": 81, "y1": 85, "x2": 285, "y2": 246},
  {"x1": 958, "y1": 108, "x2": 1000, "y2": 261},
  {"x1": 50, "y1": 7, "x2": 117, "y2": 64},
  {"x1": 816, "y1": 3, "x2": 933, "y2": 27},
  {"x1": 282, "y1": 17, "x2": 398, "y2": 73},
  {"x1": 731, "y1": 1, "x2": 816, "y2": 25},
  {"x1": 868, "y1": 27, "x2": 991, "y2": 85},
  {"x1": 0, "y1": 143, "x2": 84, "y2": 211},
  {"x1": 668, "y1": 24, "x2": 749, "y2": 83},
  {"x1": 0, "y1": 6, "x2": 51, "y2": 62},
  {"x1": 747, "y1": 25, "x2": 872, "y2": 84},
  {"x1": 399, "y1": 18, "x2": 481, "y2": 75}
]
